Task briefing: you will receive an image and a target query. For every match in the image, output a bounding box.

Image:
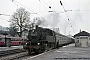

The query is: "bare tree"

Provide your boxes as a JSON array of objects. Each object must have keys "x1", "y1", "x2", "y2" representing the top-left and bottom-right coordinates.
[
  {"x1": 8, "y1": 26, "x2": 18, "y2": 37},
  {"x1": 10, "y1": 7, "x2": 31, "y2": 37}
]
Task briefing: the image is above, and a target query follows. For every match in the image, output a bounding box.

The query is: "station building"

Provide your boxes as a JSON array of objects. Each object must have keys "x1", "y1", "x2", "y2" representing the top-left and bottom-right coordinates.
[{"x1": 74, "y1": 31, "x2": 90, "y2": 47}]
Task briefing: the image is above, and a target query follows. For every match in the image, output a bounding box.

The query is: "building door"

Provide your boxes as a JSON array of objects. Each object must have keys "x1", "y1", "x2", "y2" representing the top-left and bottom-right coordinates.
[{"x1": 80, "y1": 39, "x2": 88, "y2": 47}]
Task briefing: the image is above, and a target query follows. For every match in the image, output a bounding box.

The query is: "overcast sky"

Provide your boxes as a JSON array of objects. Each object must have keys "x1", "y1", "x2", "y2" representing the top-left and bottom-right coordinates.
[{"x1": 0, "y1": 0, "x2": 90, "y2": 36}]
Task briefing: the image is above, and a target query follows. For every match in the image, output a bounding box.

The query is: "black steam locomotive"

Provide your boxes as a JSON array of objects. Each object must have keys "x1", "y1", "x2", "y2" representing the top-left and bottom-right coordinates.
[{"x1": 26, "y1": 25, "x2": 74, "y2": 54}]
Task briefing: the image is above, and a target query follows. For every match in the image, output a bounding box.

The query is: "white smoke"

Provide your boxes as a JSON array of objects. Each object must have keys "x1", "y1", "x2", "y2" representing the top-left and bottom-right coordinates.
[
  {"x1": 46, "y1": 12, "x2": 61, "y2": 27},
  {"x1": 34, "y1": 12, "x2": 61, "y2": 28}
]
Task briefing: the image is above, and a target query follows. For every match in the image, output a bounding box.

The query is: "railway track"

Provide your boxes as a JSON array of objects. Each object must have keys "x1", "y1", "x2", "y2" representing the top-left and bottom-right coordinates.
[
  {"x1": 0, "y1": 50, "x2": 38, "y2": 60},
  {"x1": 14, "y1": 49, "x2": 57, "y2": 60},
  {"x1": 0, "y1": 49, "x2": 26, "y2": 57},
  {"x1": 0, "y1": 48, "x2": 40, "y2": 60},
  {"x1": 0, "y1": 51, "x2": 28, "y2": 60},
  {"x1": 0, "y1": 48, "x2": 57, "y2": 60}
]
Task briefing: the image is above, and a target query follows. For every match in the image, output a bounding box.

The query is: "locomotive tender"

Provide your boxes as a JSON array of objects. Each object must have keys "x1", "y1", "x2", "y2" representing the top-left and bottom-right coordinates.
[{"x1": 26, "y1": 25, "x2": 74, "y2": 54}]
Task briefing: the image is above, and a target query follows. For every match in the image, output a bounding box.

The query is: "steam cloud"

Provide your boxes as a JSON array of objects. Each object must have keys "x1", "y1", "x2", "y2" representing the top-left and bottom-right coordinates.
[{"x1": 35, "y1": 12, "x2": 61, "y2": 28}]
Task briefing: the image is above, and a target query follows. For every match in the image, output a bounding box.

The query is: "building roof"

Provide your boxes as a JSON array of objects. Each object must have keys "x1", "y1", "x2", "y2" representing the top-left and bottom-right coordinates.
[{"x1": 74, "y1": 31, "x2": 90, "y2": 37}]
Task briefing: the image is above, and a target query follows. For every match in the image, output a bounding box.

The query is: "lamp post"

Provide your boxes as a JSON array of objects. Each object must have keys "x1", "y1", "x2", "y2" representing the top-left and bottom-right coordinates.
[{"x1": 3, "y1": 31, "x2": 8, "y2": 47}]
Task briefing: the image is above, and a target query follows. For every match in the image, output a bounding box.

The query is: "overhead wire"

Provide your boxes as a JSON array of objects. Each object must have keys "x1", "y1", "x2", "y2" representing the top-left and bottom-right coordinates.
[
  {"x1": 39, "y1": 0, "x2": 72, "y2": 35},
  {"x1": 9, "y1": 0, "x2": 48, "y2": 21},
  {"x1": 39, "y1": 0, "x2": 48, "y2": 12},
  {"x1": 41, "y1": 0, "x2": 58, "y2": 14},
  {"x1": 67, "y1": 0, "x2": 90, "y2": 12},
  {"x1": 11, "y1": 0, "x2": 18, "y2": 7},
  {"x1": 59, "y1": 0, "x2": 75, "y2": 33},
  {"x1": 11, "y1": 0, "x2": 66, "y2": 22},
  {"x1": 40, "y1": 0, "x2": 69, "y2": 23},
  {"x1": 40, "y1": 0, "x2": 73, "y2": 33},
  {"x1": 61, "y1": 0, "x2": 90, "y2": 35},
  {"x1": 11, "y1": 0, "x2": 66, "y2": 26},
  {"x1": 12, "y1": 0, "x2": 35, "y2": 13},
  {"x1": 10, "y1": 0, "x2": 74, "y2": 33},
  {"x1": 40, "y1": 0, "x2": 73, "y2": 23}
]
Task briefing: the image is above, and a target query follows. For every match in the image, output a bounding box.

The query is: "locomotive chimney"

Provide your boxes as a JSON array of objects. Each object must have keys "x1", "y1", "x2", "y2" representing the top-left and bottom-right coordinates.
[{"x1": 36, "y1": 25, "x2": 38, "y2": 30}]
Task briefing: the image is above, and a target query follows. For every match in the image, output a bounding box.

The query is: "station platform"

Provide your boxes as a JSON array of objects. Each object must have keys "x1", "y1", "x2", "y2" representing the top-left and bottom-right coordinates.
[
  {"x1": 28, "y1": 43, "x2": 90, "y2": 60},
  {"x1": 63, "y1": 43, "x2": 75, "y2": 47},
  {"x1": 0, "y1": 46, "x2": 23, "y2": 51}
]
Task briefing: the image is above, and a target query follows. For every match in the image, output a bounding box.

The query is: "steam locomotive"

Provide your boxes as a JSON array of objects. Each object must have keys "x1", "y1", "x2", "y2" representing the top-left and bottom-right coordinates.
[{"x1": 26, "y1": 25, "x2": 74, "y2": 54}]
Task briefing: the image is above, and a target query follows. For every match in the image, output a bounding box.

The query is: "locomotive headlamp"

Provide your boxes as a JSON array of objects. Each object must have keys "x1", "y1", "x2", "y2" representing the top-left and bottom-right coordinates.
[
  {"x1": 26, "y1": 43, "x2": 27, "y2": 45},
  {"x1": 32, "y1": 30, "x2": 34, "y2": 32},
  {"x1": 38, "y1": 43, "x2": 40, "y2": 45}
]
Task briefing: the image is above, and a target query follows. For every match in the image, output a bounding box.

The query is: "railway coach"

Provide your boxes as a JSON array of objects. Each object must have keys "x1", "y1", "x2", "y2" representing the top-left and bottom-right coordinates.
[{"x1": 0, "y1": 35, "x2": 27, "y2": 47}]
